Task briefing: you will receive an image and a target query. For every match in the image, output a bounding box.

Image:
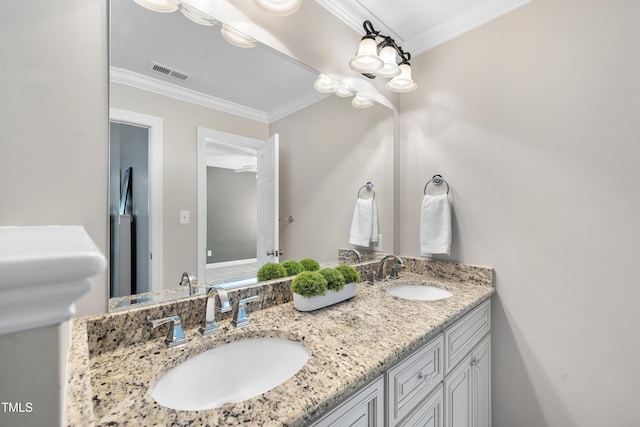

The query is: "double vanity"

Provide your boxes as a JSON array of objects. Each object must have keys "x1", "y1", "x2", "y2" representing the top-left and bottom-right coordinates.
[{"x1": 66, "y1": 257, "x2": 494, "y2": 426}]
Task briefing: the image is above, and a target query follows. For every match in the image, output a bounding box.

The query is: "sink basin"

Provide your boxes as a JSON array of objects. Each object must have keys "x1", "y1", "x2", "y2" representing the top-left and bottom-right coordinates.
[
  {"x1": 150, "y1": 337, "x2": 309, "y2": 411},
  {"x1": 386, "y1": 285, "x2": 453, "y2": 301}
]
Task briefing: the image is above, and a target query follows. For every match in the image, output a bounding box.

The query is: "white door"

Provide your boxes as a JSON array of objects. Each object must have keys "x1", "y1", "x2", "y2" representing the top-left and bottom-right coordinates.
[{"x1": 257, "y1": 133, "x2": 279, "y2": 268}]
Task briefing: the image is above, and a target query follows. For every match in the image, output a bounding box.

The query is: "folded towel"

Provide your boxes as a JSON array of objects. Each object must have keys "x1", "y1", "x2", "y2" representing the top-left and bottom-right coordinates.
[
  {"x1": 420, "y1": 194, "x2": 451, "y2": 256},
  {"x1": 349, "y1": 198, "x2": 379, "y2": 247}
]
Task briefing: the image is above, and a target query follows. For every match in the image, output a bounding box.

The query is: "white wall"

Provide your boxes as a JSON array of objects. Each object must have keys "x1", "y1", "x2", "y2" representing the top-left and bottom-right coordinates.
[
  {"x1": 271, "y1": 95, "x2": 395, "y2": 262},
  {"x1": 0, "y1": 0, "x2": 109, "y2": 315},
  {"x1": 399, "y1": 0, "x2": 640, "y2": 425}
]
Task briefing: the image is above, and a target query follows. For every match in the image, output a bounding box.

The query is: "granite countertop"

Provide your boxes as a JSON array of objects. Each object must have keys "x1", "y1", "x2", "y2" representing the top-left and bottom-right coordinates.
[{"x1": 68, "y1": 263, "x2": 494, "y2": 426}]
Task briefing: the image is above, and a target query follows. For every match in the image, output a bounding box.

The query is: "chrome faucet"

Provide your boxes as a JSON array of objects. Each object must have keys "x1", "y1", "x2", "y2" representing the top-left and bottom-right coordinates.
[
  {"x1": 200, "y1": 285, "x2": 232, "y2": 336},
  {"x1": 342, "y1": 249, "x2": 362, "y2": 263},
  {"x1": 232, "y1": 295, "x2": 260, "y2": 328},
  {"x1": 180, "y1": 271, "x2": 197, "y2": 295},
  {"x1": 150, "y1": 315, "x2": 188, "y2": 348},
  {"x1": 377, "y1": 255, "x2": 405, "y2": 280}
]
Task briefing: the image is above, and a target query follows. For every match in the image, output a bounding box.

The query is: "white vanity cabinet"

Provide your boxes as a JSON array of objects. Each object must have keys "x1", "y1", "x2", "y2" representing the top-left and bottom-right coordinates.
[
  {"x1": 311, "y1": 299, "x2": 491, "y2": 427},
  {"x1": 310, "y1": 375, "x2": 385, "y2": 427}
]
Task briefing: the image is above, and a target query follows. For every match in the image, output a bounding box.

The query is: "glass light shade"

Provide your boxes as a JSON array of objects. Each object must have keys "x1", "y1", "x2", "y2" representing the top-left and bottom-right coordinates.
[
  {"x1": 314, "y1": 74, "x2": 335, "y2": 93},
  {"x1": 375, "y1": 45, "x2": 401, "y2": 78},
  {"x1": 352, "y1": 93, "x2": 375, "y2": 109},
  {"x1": 133, "y1": 0, "x2": 179, "y2": 13},
  {"x1": 180, "y1": 3, "x2": 214, "y2": 26},
  {"x1": 253, "y1": 0, "x2": 301, "y2": 16},
  {"x1": 333, "y1": 82, "x2": 355, "y2": 98},
  {"x1": 220, "y1": 24, "x2": 257, "y2": 48},
  {"x1": 385, "y1": 63, "x2": 417, "y2": 92},
  {"x1": 349, "y1": 38, "x2": 383, "y2": 73}
]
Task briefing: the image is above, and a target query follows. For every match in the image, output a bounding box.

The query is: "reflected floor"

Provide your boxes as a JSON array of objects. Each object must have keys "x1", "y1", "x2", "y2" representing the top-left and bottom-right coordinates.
[{"x1": 205, "y1": 261, "x2": 257, "y2": 285}]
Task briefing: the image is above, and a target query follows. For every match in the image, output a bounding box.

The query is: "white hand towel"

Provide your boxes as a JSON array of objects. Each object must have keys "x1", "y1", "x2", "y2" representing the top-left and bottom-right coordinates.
[
  {"x1": 420, "y1": 194, "x2": 451, "y2": 256},
  {"x1": 349, "y1": 198, "x2": 379, "y2": 247}
]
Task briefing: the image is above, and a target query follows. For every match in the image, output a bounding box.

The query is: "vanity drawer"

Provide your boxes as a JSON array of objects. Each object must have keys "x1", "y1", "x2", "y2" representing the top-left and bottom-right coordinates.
[
  {"x1": 444, "y1": 299, "x2": 491, "y2": 374},
  {"x1": 387, "y1": 334, "x2": 444, "y2": 426}
]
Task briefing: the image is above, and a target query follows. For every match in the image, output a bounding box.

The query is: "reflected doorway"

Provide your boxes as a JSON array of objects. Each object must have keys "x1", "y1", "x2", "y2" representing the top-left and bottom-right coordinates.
[
  {"x1": 109, "y1": 108, "x2": 164, "y2": 297},
  {"x1": 197, "y1": 128, "x2": 279, "y2": 285}
]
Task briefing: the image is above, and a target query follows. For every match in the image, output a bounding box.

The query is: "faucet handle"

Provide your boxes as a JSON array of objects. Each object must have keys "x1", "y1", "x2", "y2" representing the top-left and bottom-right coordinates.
[
  {"x1": 233, "y1": 295, "x2": 260, "y2": 328},
  {"x1": 150, "y1": 315, "x2": 188, "y2": 348}
]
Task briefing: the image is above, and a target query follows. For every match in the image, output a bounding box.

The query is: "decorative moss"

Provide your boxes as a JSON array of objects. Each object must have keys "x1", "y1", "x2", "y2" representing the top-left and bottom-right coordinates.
[
  {"x1": 291, "y1": 271, "x2": 328, "y2": 298},
  {"x1": 318, "y1": 268, "x2": 346, "y2": 292},
  {"x1": 281, "y1": 260, "x2": 304, "y2": 276},
  {"x1": 299, "y1": 258, "x2": 320, "y2": 272},
  {"x1": 335, "y1": 265, "x2": 360, "y2": 284},
  {"x1": 257, "y1": 262, "x2": 288, "y2": 282}
]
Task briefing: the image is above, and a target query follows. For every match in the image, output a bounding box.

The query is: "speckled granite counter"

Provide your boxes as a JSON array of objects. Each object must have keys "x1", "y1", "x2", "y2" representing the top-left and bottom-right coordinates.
[{"x1": 67, "y1": 258, "x2": 494, "y2": 426}]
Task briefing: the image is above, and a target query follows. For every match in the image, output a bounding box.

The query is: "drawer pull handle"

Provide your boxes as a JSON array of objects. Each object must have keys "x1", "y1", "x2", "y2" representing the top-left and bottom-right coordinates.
[{"x1": 417, "y1": 372, "x2": 433, "y2": 385}]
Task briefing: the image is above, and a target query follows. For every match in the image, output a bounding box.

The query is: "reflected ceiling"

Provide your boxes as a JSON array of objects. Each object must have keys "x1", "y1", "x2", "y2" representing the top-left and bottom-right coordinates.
[{"x1": 110, "y1": 0, "x2": 326, "y2": 121}]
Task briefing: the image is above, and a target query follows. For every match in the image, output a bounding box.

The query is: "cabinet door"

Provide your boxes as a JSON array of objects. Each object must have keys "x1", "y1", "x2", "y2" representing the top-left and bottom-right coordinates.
[
  {"x1": 444, "y1": 334, "x2": 491, "y2": 427},
  {"x1": 311, "y1": 375, "x2": 384, "y2": 427},
  {"x1": 444, "y1": 358, "x2": 473, "y2": 427},
  {"x1": 471, "y1": 335, "x2": 491, "y2": 427}
]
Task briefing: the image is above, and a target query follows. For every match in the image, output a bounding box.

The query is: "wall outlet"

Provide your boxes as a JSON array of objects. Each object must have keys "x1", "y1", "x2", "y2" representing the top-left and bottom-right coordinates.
[
  {"x1": 207, "y1": 250, "x2": 212, "y2": 257},
  {"x1": 179, "y1": 210, "x2": 190, "y2": 224},
  {"x1": 373, "y1": 234, "x2": 382, "y2": 251}
]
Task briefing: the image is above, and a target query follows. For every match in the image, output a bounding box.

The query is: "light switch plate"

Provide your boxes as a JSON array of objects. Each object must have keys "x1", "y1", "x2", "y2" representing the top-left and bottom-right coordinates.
[{"x1": 179, "y1": 210, "x2": 190, "y2": 224}]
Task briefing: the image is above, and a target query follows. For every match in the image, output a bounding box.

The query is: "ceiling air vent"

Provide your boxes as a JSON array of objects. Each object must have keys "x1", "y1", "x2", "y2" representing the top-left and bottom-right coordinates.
[{"x1": 148, "y1": 61, "x2": 190, "y2": 81}]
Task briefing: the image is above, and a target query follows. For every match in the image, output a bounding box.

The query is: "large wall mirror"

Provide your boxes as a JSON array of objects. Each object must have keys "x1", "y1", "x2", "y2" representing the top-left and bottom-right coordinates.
[{"x1": 108, "y1": 0, "x2": 395, "y2": 310}]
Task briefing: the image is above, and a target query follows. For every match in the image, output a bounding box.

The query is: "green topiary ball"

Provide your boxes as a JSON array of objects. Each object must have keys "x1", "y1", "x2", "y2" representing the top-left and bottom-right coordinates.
[
  {"x1": 291, "y1": 271, "x2": 328, "y2": 297},
  {"x1": 335, "y1": 265, "x2": 360, "y2": 284},
  {"x1": 299, "y1": 258, "x2": 320, "y2": 272},
  {"x1": 257, "y1": 262, "x2": 288, "y2": 282},
  {"x1": 281, "y1": 260, "x2": 304, "y2": 276},
  {"x1": 318, "y1": 268, "x2": 346, "y2": 292}
]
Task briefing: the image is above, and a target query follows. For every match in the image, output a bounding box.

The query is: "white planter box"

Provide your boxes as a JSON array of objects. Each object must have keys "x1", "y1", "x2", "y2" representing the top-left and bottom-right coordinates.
[{"x1": 293, "y1": 282, "x2": 357, "y2": 312}]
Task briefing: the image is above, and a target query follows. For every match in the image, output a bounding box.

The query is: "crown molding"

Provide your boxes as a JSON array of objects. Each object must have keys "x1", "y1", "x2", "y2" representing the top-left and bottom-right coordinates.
[
  {"x1": 316, "y1": 0, "x2": 533, "y2": 56},
  {"x1": 404, "y1": 0, "x2": 534, "y2": 54},
  {"x1": 315, "y1": 0, "x2": 404, "y2": 42},
  {"x1": 267, "y1": 91, "x2": 331, "y2": 122},
  {"x1": 110, "y1": 67, "x2": 270, "y2": 124}
]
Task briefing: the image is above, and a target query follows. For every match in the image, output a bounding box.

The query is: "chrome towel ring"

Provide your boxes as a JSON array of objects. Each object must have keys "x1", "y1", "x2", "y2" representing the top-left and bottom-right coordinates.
[
  {"x1": 357, "y1": 181, "x2": 376, "y2": 199},
  {"x1": 423, "y1": 174, "x2": 450, "y2": 195}
]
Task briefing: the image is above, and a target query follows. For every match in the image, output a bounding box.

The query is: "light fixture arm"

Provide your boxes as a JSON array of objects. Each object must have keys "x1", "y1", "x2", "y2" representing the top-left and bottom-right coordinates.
[{"x1": 358, "y1": 21, "x2": 412, "y2": 79}]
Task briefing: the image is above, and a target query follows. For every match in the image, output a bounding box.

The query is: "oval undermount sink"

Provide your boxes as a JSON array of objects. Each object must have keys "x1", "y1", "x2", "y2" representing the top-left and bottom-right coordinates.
[
  {"x1": 150, "y1": 337, "x2": 309, "y2": 411},
  {"x1": 386, "y1": 285, "x2": 453, "y2": 301}
]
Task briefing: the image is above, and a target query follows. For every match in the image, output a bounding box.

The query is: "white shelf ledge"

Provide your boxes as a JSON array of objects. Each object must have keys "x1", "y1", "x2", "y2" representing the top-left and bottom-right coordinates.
[{"x1": 0, "y1": 226, "x2": 106, "y2": 335}]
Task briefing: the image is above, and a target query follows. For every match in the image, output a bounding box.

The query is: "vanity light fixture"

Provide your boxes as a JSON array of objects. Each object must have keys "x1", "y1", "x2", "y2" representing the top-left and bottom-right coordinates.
[
  {"x1": 253, "y1": 0, "x2": 301, "y2": 16},
  {"x1": 348, "y1": 20, "x2": 417, "y2": 93}
]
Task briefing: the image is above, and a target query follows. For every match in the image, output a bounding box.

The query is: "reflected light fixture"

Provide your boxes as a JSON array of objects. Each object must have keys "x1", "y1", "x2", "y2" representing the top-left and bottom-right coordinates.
[
  {"x1": 313, "y1": 74, "x2": 376, "y2": 109},
  {"x1": 348, "y1": 20, "x2": 417, "y2": 93},
  {"x1": 352, "y1": 93, "x2": 375, "y2": 109},
  {"x1": 179, "y1": 2, "x2": 214, "y2": 26},
  {"x1": 253, "y1": 0, "x2": 301, "y2": 16},
  {"x1": 133, "y1": 0, "x2": 180, "y2": 13},
  {"x1": 220, "y1": 24, "x2": 257, "y2": 48}
]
